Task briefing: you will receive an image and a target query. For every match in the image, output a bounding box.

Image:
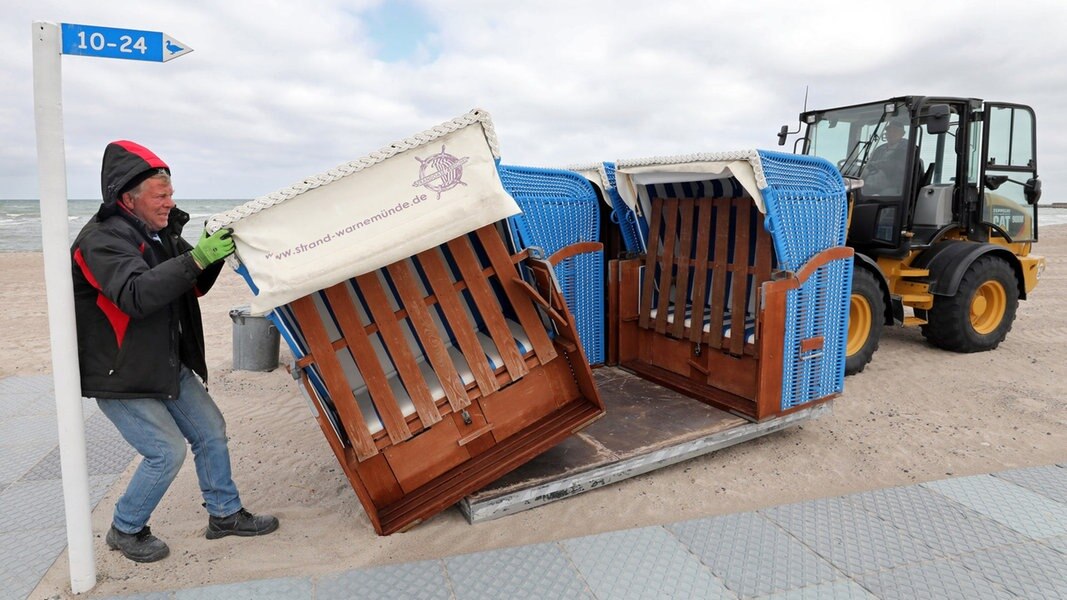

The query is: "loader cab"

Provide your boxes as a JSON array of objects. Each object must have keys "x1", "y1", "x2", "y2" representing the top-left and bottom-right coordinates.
[{"x1": 788, "y1": 97, "x2": 1039, "y2": 253}]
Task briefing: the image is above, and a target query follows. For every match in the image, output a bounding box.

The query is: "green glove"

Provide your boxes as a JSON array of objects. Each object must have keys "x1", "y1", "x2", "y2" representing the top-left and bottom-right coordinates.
[{"x1": 190, "y1": 228, "x2": 235, "y2": 268}]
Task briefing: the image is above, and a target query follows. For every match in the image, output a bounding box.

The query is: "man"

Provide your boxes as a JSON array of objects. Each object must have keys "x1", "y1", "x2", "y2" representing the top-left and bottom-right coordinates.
[
  {"x1": 71, "y1": 140, "x2": 278, "y2": 563},
  {"x1": 863, "y1": 119, "x2": 909, "y2": 195}
]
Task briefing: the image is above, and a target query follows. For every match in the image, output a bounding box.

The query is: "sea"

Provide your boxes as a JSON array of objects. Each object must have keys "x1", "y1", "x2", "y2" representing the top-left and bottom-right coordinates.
[
  {"x1": 0, "y1": 198, "x2": 248, "y2": 252},
  {"x1": 1, "y1": 198, "x2": 1066, "y2": 253}
]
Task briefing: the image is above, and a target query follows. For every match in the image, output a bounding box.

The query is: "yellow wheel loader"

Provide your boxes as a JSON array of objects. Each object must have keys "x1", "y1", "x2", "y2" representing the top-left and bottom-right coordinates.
[{"x1": 779, "y1": 96, "x2": 1045, "y2": 374}]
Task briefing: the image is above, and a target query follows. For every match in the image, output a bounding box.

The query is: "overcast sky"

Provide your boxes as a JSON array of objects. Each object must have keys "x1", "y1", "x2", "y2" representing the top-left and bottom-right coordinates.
[{"x1": 4, "y1": 0, "x2": 1066, "y2": 204}]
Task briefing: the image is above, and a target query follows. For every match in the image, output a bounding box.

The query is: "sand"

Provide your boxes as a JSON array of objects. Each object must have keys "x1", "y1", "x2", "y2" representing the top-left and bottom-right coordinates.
[{"x1": 13, "y1": 226, "x2": 1067, "y2": 598}]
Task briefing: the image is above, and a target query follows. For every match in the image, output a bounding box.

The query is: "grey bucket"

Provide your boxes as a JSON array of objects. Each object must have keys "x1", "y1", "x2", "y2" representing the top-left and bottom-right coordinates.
[{"x1": 229, "y1": 305, "x2": 280, "y2": 371}]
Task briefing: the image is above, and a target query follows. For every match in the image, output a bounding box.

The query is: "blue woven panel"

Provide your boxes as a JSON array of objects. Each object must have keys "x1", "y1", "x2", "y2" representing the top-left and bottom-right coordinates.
[
  {"x1": 756, "y1": 150, "x2": 850, "y2": 410},
  {"x1": 756, "y1": 150, "x2": 848, "y2": 271},
  {"x1": 781, "y1": 259, "x2": 853, "y2": 408},
  {"x1": 498, "y1": 164, "x2": 605, "y2": 365},
  {"x1": 602, "y1": 162, "x2": 645, "y2": 253}
]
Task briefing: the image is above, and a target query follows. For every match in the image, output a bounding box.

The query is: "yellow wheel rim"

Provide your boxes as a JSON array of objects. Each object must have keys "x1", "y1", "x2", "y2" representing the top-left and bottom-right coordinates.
[
  {"x1": 847, "y1": 293, "x2": 872, "y2": 356},
  {"x1": 971, "y1": 280, "x2": 1007, "y2": 335}
]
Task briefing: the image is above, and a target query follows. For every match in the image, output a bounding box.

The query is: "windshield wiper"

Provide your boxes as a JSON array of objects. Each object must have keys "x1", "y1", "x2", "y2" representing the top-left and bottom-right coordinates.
[{"x1": 840, "y1": 120, "x2": 887, "y2": 177}]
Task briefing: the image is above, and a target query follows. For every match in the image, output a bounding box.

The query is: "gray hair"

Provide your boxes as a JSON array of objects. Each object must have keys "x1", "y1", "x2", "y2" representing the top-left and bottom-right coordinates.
[{"x1": 128, "y1": 170, "x2": 172, "y2": 200}]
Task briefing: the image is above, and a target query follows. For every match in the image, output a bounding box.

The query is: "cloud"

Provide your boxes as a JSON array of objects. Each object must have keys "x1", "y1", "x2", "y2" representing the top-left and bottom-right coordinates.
[{"x1": 4, "y1": 0, "x2": 1067, "y2": 203}]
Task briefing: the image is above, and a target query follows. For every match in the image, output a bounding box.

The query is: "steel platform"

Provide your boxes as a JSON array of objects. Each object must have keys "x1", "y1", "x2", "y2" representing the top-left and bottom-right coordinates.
[{"x1": 459, "y1": 367, "x2": 831, "y2": 523}]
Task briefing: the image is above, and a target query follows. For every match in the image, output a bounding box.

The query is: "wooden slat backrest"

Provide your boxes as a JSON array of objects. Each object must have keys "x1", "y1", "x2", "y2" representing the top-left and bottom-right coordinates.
[
  {"x1": 415, "y1": 246, "x2": 500, "y2": 397},
  {"x1": 706, "y1": 198, "x2": 731, "y2": 349},
  {"x1": 687, "y1": 201, "x2": 714, "y2": 345},
  {"x1": 286, "y1": 224, "x2": 564, "y2": 461},
  {"x1": 289, "y1": 295, "x2": 382, "y2": 460},
  {"x1": 638, "y1": 199, "x2": 662, "y2": 331},
  {"x1": 751, "y1": 214, "x2": 774, "y2": 358},
  {"x1": 670, "y1": 199, "x2": 696, "y2": 339},
  {"x1": 447, "y1": 236, "x2": 529, "y2": 381},
  {"x1": 323, "y1": 283, "x2": 414, "y2": 445},
  {"x1": 355, "y1": 273, "x2": 443, "y2": 428},
  {"x1": 727, "y1": 197, "x2": 752, "y2": 356},
  {"x1": 385, "y1": 260, "x2": 471, "y2": 412},
  {"x1": 638, "y1": 197, "x2": 774, "y2": 357},
  {"x1": 653, "y1": 198, "x2": 679, "y2": 335},
  {"x1": 474, "y1": 227, "x2": 558, "y2": 366}
]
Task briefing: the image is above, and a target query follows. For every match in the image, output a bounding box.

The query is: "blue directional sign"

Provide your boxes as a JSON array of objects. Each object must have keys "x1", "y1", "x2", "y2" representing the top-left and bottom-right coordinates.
[{"x1": 60, "y1": 23, "x2": 192, "y2": 62}]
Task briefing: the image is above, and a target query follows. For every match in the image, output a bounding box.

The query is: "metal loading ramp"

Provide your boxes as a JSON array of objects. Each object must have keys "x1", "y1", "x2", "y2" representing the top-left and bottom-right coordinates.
[{"x1": 460, "y1": 367, "x2": 830, "y2": 523}]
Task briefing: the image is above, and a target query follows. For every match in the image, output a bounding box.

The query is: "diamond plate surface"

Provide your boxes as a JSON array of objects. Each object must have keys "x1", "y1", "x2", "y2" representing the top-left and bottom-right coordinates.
[
  {"x1": 0, "y1": 526, "x2": 68, "y2": 600},
  {"x1": 83, "y1": 397, "x2": 99, "y2": 415},
  {"x1": 85, "y1": 409, "x2": 124, "y2": 440},
  {"x1": 762, "y1": 496, "x2": 943, "y2": 575},
  {"x1": 923, "y1": 474, "x2": 1067, "y2": 538},
  {"x1": 21, "y1": 437, "x2": 136, "y2": 480},
  {"x1": 0, "y1": 441, "x2": 54, "y2": 485},
  {"x1": 845, "y1": 484, "x2": 1029, "y2": 554},
  {"x1": 562, "y1": 526, "x2": 734, "y2": 599},
  {"x1": 0, "y1": 392, "x2": 47, "y2": 419},
  {"x1": 668, "y1": 512, "x2": 838, "y2": 597},
  {"x1": 758, "y1": 579, "x2": 877, "y2": 599},
  {"x1": 856, "y1": 558, "x2": 1014, "y2": 599},
  {"x1": 0, "y1": 415, "x2": 58, "y2": 447},
  {"x1": 1044, "y1": 534, "x2": 1067, "y2": 555},
  {"x1": 317, "y1": 560, "x2": 451, "y2": 600},
  {"x1": 0, "y1": 375, "x2": 53, "y2": 394},
  {"x1": 173, "y1": 577, "x2": 313, "y2": 599},
  {"x1": 0, "y1": 480, "x2": 65, "y2": 532},
  {"x1": 957, "y1": 541, "x2": 1067, "y2": 598},
  {"x1": 447, "y1": 543, "x2": 590, "y2": 600},
  {"x1": 993, "y1": 464, "x2": 1067, "y2": 505}
]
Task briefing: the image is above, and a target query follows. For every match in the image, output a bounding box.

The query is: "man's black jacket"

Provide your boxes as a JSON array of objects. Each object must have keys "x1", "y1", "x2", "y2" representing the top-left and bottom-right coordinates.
[{"x1": 71, "y1": 203, "x2": 222, "y2": 400}]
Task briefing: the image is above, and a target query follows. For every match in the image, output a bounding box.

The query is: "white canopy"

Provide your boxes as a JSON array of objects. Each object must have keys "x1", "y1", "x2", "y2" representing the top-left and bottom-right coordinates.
[
  {"x1": 207, "y1": 109, "x2": 521, "y2": 313},
  {"x1": 613, "y1": 150, "x2": 770, "y2": 224}
]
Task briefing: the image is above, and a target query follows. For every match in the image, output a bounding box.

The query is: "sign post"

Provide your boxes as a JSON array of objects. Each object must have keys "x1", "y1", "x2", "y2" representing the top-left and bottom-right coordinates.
[{"x1": 31, "y1": 20, "x2": 193, "y2": 595}]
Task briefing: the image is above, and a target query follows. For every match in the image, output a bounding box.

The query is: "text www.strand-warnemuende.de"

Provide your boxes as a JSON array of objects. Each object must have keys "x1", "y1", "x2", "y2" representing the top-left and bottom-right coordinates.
[{"x1": 266, "y1": 194, "x2": 429, "y2": 261}]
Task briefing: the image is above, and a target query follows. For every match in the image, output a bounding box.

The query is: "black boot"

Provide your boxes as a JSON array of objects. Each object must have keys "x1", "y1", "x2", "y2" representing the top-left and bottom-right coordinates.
[
  {"x1": 106, "y1": 525, "x2": 170, "y2": 563},
  {"x1": 206, "y1": 508, "x2": 279, "y2": 539}
]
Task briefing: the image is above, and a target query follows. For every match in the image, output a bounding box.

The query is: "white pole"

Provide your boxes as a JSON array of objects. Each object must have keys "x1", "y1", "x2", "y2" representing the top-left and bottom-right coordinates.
[{"x1": 31, "y1": 21, "x2": 96, "y2": 595}]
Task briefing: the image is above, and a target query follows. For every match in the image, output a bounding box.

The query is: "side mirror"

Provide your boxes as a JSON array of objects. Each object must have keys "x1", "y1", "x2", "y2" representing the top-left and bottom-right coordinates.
[
  {"x1": 1025, "y1": 177, "x2": 1042, "y2": 205},
  {"x1": 777, "y1": 124, "x2": 789, "y2": 146},
  {"x1": 984, "y1": 174, "x2": 1009, "y2": 190},
  {"x1": 926, "y1": 104, "x2": 951, "y2": 134}
]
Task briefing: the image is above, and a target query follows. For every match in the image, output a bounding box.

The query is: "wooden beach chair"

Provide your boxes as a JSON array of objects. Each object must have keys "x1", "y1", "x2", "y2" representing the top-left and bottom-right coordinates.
[
  {"x1": 207, "y1": 110, "x2": 604, "y2": 534},
  {"x1": 276, "y1": 225, "x2": 602, "y2": 534}
]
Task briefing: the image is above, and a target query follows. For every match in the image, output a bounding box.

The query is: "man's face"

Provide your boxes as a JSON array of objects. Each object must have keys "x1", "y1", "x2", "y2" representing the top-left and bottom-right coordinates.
[
  {"x1": 886, "y1": 125, "x2": 904, "y2": 144},
  {"x1": 123, "y1": 177, "x2": 174, "y2": 232}
]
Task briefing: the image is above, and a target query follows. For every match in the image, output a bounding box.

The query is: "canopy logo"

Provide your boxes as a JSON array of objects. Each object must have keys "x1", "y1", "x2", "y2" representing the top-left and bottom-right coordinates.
[{"x1": 413, "y1": 145, "x2": 469, "y2": 200}]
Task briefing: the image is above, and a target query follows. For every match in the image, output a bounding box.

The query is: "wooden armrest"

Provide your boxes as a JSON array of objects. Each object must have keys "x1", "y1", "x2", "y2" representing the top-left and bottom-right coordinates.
[
  {"x1": 794, "y1": 246, "x2": 854, "y2": 284},
  {"x1": 547, "y1": 241, "x2": 604, "y2": 266},
  {"x1": 511, "y1": 277, "x2": 569, "y2": 328}
]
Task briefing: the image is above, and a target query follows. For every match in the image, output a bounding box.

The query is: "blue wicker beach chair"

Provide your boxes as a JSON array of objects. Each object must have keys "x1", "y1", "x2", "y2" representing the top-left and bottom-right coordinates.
[{"x1": 610, "y1": 150, "x2": 852, "y2": 420}]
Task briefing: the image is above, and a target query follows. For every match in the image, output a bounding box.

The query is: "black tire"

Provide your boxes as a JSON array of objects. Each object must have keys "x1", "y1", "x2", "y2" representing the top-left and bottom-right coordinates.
[
  {"x1": 921, "y1": 255, "x2": 1018, "y2": 352},
  {"x1": 846, "y1": 267, "x2": 885, "y2": 375}
]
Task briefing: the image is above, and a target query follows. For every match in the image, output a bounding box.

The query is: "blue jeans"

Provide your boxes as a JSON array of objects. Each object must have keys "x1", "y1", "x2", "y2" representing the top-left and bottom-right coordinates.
[{"x1": 97, "y1": 366, "x2": 242, "y2": 534}]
